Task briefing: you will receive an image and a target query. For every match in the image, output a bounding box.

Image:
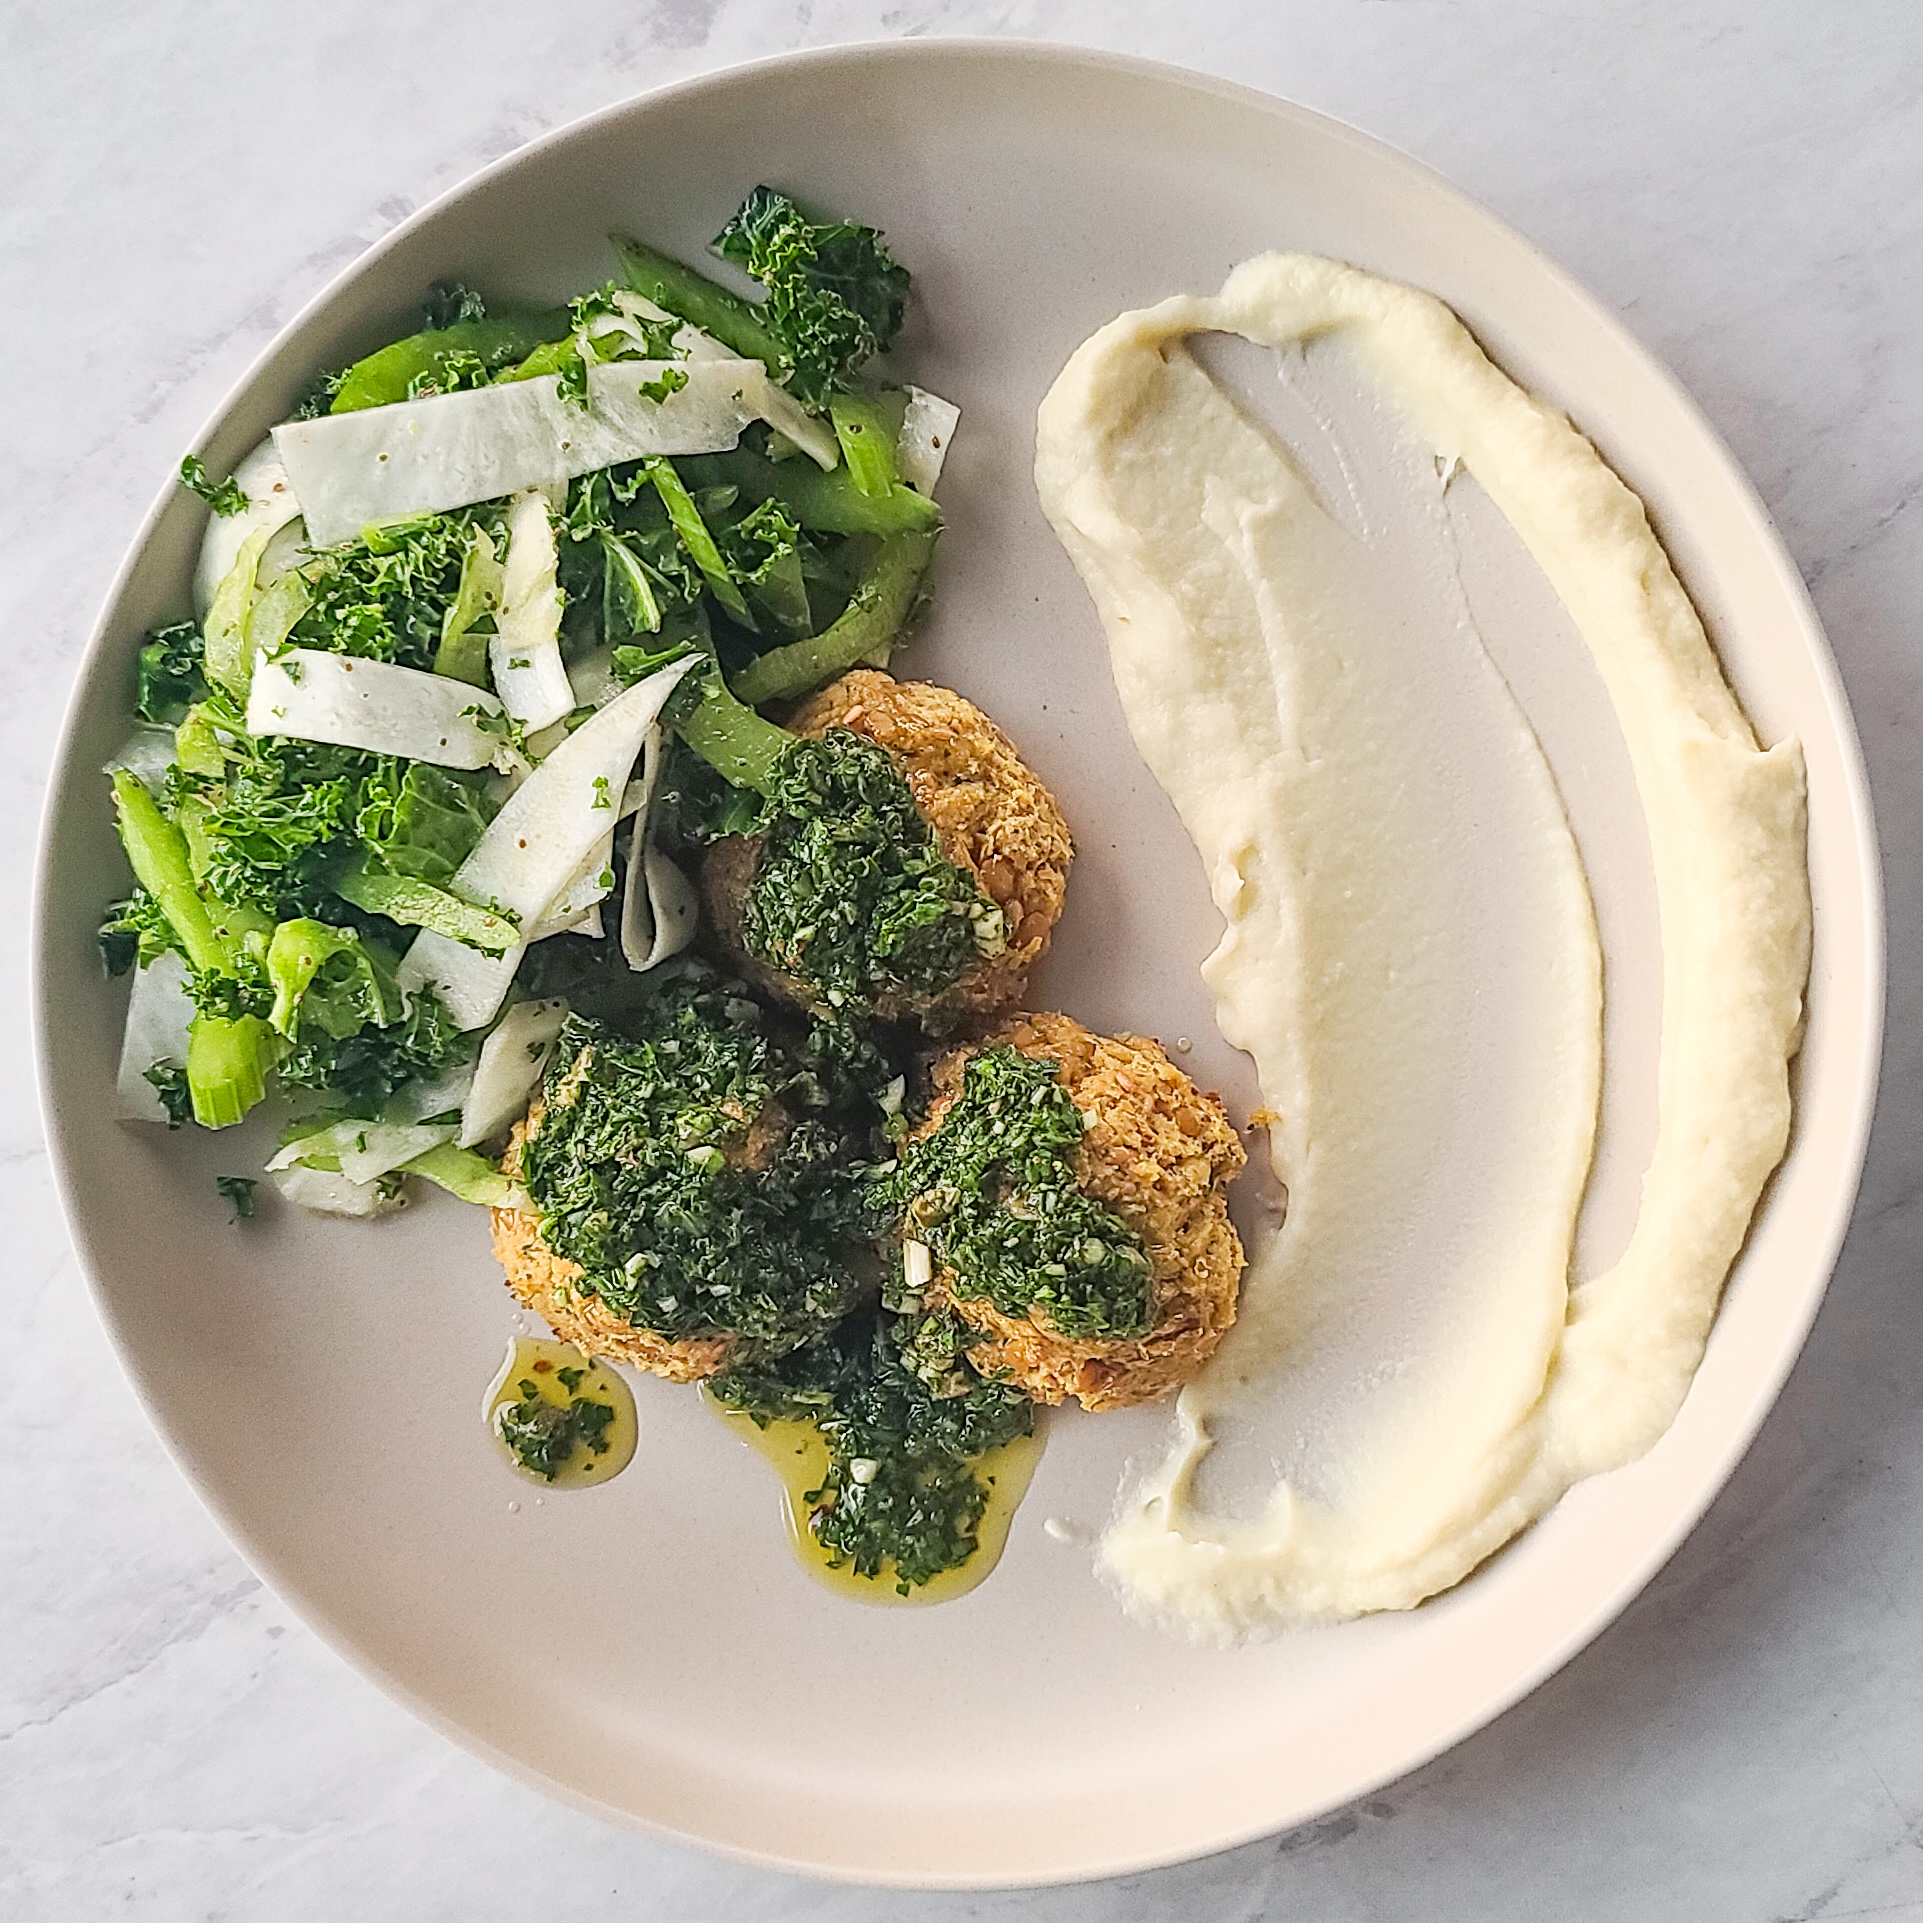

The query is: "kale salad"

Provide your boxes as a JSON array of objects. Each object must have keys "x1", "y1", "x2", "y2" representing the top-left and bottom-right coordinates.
[
  {"x1": 103, "y1": 188, "x2": 1187, "y2": 1600},
  {"x1": 106, "y1": 187, "x2": 956, "y2": 1213}
]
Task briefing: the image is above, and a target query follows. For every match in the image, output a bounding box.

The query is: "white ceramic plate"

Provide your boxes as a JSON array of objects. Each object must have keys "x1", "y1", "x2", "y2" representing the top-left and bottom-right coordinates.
[{"x1": 34, "y1": 42, "x2": 1882, "y2": 1888}]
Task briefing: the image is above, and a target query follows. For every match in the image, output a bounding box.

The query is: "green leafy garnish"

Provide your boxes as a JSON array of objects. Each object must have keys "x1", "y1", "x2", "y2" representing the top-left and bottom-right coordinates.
[
  {"x1": 99, "y1": 887, "x2": 180, "y2": 976},
  {"x1": 274, "y1": 971, "x2": 465, "y2": 1113},
  {"x1": 263, "y1": 919, "x2": 394, "y2": 1039},
  {"x1": 144, "y1": 1061, "x2": 192, "y2": 1127},
  {"x1": 719, "y1": 498, "x2": 811, "y2": 635},
  {"x1": 215, "y1": 1174, "x2": 258, "y2": 1220},
  {"x1": 352, "y1": 759, "x2": 493, "y2": 886},
  {"x1": 177, "y1": 712, "x2": 370, "y2": 923},
  {"x1": 135, "y1": 622, "x2": 208, "y2": 725},
  {"x1": 519, "y1": 983, "x2": 869, "y2": 1352},
  {"x1": 297, "y1": 509, "x2": 492, "y2": 671},
  {"x1": 179, "y1": 456, "x2": 248, "y2": 517},
  {"x1": 713, "y1": 187, "x2": 910, "y2": 408},
  {"x1": 421, "y1": 281, "x2": 489, "y2": 330},
  {"x1": 645, "y1": 456, "x2": 752, "y2": 625},
  {"x1": 880, "y1": 1046, "x2": 1154, "y2": 1340},
  {"x1": 494, "y1": 1375, "x2": 616, "y2": 1481},
  {"x1": 635, "y1": 365, "x2": 690, "y2": 405}
]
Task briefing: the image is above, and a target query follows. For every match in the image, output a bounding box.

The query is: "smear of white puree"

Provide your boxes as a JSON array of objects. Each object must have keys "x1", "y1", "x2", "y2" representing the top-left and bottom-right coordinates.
[{"x1": 1033, "y1": 254, "x2": 1810, "y2": 1637}]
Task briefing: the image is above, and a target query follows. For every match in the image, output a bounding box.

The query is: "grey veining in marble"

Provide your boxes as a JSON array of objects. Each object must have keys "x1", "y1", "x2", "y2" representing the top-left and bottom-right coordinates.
[{"x1": 5, "y1": 2, "x2": 1922, "y2": 1917}]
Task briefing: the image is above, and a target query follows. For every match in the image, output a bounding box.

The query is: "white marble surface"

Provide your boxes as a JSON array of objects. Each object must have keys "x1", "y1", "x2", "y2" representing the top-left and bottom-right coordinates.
[{"x1": 4, "y1": 1, "x2": 1921, "y2": 1915}]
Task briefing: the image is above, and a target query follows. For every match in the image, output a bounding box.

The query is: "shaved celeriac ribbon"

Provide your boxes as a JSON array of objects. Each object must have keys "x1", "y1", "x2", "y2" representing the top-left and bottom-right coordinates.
[
  {"x1": 276, "y1": 360, "x2": 793, "y2": 546},
  {"x1": 620, "y1": 724, "x2": 701, "y2": 973},
  {"x1": 396, "y1": 658, "x2": 696, "y2": 1028},
  {"x1": 245, "y1": 649, "x2": 512, "y2": 770},
  {"x1": 114, "y1": 951, "x2": 194, "y2": 1124},
  {"x1": 192, "y1": 438, "x2": 302, "y2": 619},
  {"x1": 268, "y1": 1164, "x2": 404, "y2": 1218},
  {"x1": 617, "y1": 291, "x2": 839, "y2": 470},
  {"x1": 458, "y1": 998, "x2": 569, "y2": 1149},
  {"x1": 489, "y1": 489, "x2": 575, "y2": 732}
]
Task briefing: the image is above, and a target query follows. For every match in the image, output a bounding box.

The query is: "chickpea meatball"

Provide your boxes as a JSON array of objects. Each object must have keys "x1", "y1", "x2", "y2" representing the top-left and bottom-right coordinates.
[
  {"x1": 494, "y1": 1109, "x2": 736, "y2": 1383},
  {"x1": 703, "y1": 670, "x2": 1072, "y2": 1027},
  {"x1": 490, "y1": 987, "x2": 863, "y2": 1383},
  {"x1": 908, "y1": 1011, "x2": 1247, "y2": 1411}
]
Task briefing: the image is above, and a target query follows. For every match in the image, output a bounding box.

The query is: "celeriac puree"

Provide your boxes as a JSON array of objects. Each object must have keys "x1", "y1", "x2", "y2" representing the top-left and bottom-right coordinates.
[{"x1": 1033, "y1": 254, "x2": 1811, "y2": 1638}]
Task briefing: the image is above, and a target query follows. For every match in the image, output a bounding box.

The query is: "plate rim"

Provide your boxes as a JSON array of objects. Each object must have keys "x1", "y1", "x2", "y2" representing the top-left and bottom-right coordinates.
[{"x1": 30, "y1": 35, "x2": 1887, "y2": 1889}]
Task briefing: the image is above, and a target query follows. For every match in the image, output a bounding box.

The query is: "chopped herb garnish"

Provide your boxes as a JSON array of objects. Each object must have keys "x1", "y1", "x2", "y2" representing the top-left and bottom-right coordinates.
[
  {"x1": 739, "y1": 730, "x2": 1004, "y2": 1012},
  {"x1": 714, "y1": 1306, "x2": 1031, "y2": 1591},
  {"x1": 215, "y1": 1174, "x2": 258, "y2": 1221},
  {"x1": 179, "y1": 455, "x2": 248, "y2": 517},
  {"x1": 518, "y1": 978, "x2": 870, "y2": 1350},
  {"x1": 144, "y1": 1061, "x2": 192, "y2": 1127},
  {"x1": 635, "y1": 366, "x2": 690, "y2": 405},
  {"x1": 495, "y1": 1375, "x2": 617, "y2": 1481},
  {"x1": 880, "y1": 1045, "x2": 1153, "y2": 1339}
]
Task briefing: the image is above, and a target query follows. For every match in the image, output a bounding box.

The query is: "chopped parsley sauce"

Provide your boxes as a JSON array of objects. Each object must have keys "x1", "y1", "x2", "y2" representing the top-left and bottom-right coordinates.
[
  {"x1": 519, "y1": 980, "x2": 867, "y2": 1349},
  {"x1": 496, "y1": 1372, "x2": 616, "y2": 1481},
  {"x1": 740, "y1": 730, "x2": 1004, "y2": 1011},
  {"x1": 881, "y1": 1045, "x2": 1153, "y2": 1340},
  {"x1": 713, "y1": 1308, "x2": 1032, "y2": 1594},
  {"x1": 487, "y1": 1338, "x2": 638, "y2": 1487}
]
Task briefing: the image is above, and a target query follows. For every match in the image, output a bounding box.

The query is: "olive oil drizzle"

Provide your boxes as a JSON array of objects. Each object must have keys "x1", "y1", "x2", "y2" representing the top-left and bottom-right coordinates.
[
  {"x1": 708, "y1": 1392, "x2": 1044, "y2": 1605},
  {"x1": 485, "y1": 1336, "x2": 638, "y2": 1487}
]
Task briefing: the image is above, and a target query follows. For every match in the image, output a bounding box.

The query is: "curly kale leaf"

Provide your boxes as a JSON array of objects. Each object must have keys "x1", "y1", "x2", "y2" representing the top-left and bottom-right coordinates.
[
  {"x1": 99, "y1": 887, "x2": 181, "y2": 976},
  {"x1": 180, "y1": 717, "x2": 372, "y2": 923},
  {"x1": 713, "y1": 187, "x2": 910, "y2": 407},
  {"x1": 287, "y1": 366, "x2": 346, "y2": 421},
  {"x1": 144, "y1": 1061, "x2": 193, "y2": 1127},
  {"x1": 404, "y1": 346, "x2": 491, "y2": 400},
  {"x1": 296, "y1": 510, "x2": 487, "y2": 671},
  {"x1": 718, "y1": 497, "x2": 811, "y2": 635},
  {"x1": 215, "y1": 1174, "x2": 258, "y2": 1220},
  {"x1": 712, "y1": 1306, "x2": 1032, "y2": 1591},
  {"x1": 880, "y1": 1045, "x2": 1154, "y2": 1340},
  {"x1": 740, "y1": 729, "x2": 1004, "y2": 1011},
  {"x1": 557, "y1": 465, "x2": 706, "y2": 647},
  {"x1": 421, "y1": 280, "x2": 488, "y2": 330},
  {"x1": 353, "y1": 760, "x2": 493, "y2": 886},
  {"x1": 179, "y1": 456, "x2": 248, "y2": 517},
  {"x1": 135, "y1": 621, "x2": 208, "y2": 724},
  {"x1": 275, "y1": 967, "x2": 466, "y2": 1112}
]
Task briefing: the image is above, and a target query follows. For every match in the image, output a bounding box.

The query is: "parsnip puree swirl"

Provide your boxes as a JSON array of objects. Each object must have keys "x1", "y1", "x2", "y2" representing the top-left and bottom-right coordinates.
[{"x1": 1034, "y1": 254, "x2": 1810, "y2": 1638}]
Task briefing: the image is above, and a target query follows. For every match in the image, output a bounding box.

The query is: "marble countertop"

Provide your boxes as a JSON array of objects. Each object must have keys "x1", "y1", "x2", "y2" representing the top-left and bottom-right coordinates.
[{"x1": 6, "y1": 2, "x2": 1921, "y2": 1916}]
